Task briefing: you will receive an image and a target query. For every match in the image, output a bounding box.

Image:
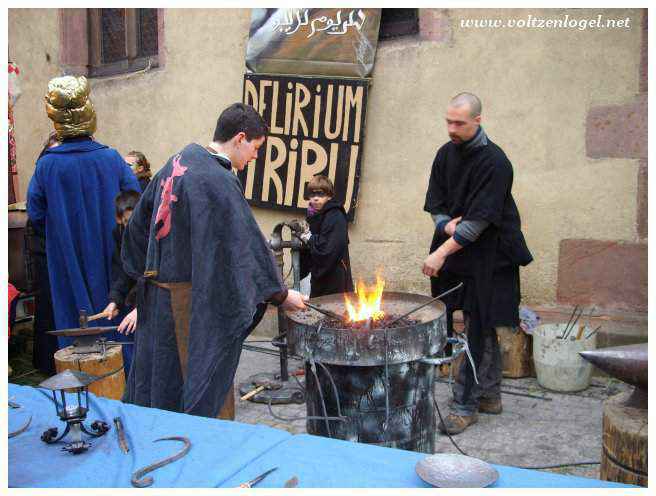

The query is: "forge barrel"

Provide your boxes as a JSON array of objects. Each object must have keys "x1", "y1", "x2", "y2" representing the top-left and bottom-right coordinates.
[{"x1": 287, "y1": 292, "x2": 448, "y2": 454}]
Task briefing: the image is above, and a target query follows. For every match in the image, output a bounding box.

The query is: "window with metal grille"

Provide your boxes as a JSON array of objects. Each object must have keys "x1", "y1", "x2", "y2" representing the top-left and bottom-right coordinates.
[
  {"x1": 88, "y1": 8, "x2": 159, "y2": 77},
  {"x1": 378, "y1": 8, "x2": 419, "y2": 40}
]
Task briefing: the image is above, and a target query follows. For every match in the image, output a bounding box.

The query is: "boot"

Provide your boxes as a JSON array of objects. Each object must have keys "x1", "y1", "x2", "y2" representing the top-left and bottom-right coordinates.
[
  {"x1": 437, "y1": 412, "x2": 478, "y2": 435},
  {"x1": 478, "y1": 397, "x2": 503, "y2": 414}
]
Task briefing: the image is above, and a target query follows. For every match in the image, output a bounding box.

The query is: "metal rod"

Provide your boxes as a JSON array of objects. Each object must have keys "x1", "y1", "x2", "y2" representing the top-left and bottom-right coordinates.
[
  {"x1": 563, "y1": 306, "x2": 584, "y2": 340},
  {"x1": 585, "y1": 325, "x2": 602, "y2": 340},
  {"x1": 304, "y1": 302, "x2": 344, "y2": 321},
  {"x1": 386, "y1": 282, "x2": 464, "y2": 327},
  {"x1": 560, "y1": 305, "x2": 579, "y2": 338}
]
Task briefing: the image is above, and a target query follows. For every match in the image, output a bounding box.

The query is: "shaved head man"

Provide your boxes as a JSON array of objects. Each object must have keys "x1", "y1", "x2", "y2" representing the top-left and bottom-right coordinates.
[{"x1": 423, "y1": 93, "x2": 533, "y2": 434}]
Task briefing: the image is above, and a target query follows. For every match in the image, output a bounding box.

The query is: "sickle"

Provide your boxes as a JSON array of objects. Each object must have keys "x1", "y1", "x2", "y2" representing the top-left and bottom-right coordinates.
[
  {"x1": 9, "y1": 415, "x2": 32, "y2": 438},
  {"x1": 131, "y1": 436, "x2": 191, "y2": 488}
]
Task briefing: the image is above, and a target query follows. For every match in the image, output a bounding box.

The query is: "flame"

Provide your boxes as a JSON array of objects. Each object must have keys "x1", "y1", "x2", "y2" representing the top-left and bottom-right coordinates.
[{"x1": 344, "y1": 275, "x2": 385, "y2": 322}]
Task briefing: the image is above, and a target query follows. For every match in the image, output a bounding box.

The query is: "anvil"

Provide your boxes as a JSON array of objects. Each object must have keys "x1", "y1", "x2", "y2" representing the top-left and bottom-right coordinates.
[{"x1": 579, "y1": 343, "x2": 647, "y2": 409}]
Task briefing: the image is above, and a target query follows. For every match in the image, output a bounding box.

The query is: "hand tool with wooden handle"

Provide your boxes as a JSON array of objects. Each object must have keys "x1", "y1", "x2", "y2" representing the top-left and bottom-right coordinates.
[
  {"x1": 79, "y1": 309, "x2": 108, "y2": 328},
  {"x1": 238, "y1": 467, "x2": 278, "y2": 488},
  {"x1": 240, "y1": 385, "x2": 266, "y2": 401}
]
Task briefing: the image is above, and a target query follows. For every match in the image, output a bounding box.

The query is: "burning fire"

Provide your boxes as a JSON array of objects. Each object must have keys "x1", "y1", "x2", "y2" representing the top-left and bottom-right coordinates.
[{"x1": 344, "y1": 275, "x2": 386, "y2": 322}]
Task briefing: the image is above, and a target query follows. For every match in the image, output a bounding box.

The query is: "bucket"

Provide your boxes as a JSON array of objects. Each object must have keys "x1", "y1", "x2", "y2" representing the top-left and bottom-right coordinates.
[{"x1": 532, "y1": 323, "x2": 597, "y2": 392}]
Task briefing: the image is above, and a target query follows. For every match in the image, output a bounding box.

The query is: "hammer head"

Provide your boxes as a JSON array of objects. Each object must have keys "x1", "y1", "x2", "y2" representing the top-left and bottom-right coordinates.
[{"x1": 78, "y1": 310, "x2": 88, "y2": 328}]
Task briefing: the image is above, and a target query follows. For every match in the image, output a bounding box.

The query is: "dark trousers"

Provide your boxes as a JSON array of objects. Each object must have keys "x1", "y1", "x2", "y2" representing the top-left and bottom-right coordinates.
[{"x1": 451, "y1": 314, "x2": 503, "y2": 416}]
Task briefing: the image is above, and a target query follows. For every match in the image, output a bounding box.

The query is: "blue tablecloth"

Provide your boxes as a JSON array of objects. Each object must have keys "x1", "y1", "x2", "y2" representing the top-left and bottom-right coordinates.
[
  {"x1": 223, "y1": 434, "x2": 634, "y2": 488},
  {"x1": 8, "y1": 384, "x2": 291, "y2": 488},
  {"x1": 8, "y1": 383, "x2": 637, "y2": 488}
]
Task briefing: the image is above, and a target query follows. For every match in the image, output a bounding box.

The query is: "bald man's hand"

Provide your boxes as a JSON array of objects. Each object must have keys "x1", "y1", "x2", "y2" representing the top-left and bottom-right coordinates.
[{"x1": 422, "y1": 251, "x2": 446, "y2": 278}]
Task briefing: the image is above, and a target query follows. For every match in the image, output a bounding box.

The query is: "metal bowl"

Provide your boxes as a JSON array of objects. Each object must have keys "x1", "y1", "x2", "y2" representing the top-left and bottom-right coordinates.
[{"x1": 416, "y1": 454, "x2": 499, "y2": 488}]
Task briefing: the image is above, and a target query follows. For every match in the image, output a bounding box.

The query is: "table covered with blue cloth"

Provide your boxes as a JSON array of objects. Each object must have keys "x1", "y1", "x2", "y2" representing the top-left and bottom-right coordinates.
[{"x1": 8, "y1": 383, "x2": 636, "y2": 489}]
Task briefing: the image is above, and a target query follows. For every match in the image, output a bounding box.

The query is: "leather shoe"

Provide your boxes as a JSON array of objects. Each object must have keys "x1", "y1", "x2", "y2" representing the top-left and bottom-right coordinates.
[{"x1": 437, "y1": 412, "x2": 478, "y2": 435}]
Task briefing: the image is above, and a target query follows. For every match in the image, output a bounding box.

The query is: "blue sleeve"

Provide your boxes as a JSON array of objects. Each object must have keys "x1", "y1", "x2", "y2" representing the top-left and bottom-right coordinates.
[
  {"x1": 26, "y1": 163, "x2": 47, "y2": 226},
  {"x1": 120, "y1": 162, "x2": 141, "y2": 193}
]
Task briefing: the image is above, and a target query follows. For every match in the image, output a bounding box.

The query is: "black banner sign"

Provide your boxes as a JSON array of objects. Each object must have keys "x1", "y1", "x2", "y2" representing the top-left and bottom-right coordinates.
[{"x1": 240, "y1": 73, "x2": 368, "y2": 221}]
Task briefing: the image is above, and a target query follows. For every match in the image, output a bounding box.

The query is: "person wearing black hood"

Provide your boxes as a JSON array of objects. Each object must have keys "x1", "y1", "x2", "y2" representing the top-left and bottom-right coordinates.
[
  {"x1": 423, "y1": 92, "x2": 533, "y2": 435},
  {"x1": 298, "y1": 175, "x2": 354, "y2": 298}
]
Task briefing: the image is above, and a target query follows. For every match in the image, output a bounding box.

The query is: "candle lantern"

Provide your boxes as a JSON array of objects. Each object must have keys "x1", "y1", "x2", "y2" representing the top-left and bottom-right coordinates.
[{"x1": 39, "y1": 369, "x2": 110, "y2": 454}]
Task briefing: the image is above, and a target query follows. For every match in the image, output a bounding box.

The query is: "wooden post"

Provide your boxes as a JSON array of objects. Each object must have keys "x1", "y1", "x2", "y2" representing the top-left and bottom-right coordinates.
[
  {"x1": 600, "y1": 390, "x2": 648, "y2": 486},
  {"x1": 54, "y1": 346, "x2": 125, "y2": 400}
]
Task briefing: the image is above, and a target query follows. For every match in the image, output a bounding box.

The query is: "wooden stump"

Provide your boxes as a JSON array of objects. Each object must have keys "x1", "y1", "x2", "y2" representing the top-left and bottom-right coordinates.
[
  {"x1": 497, "y1": 326, "x2": 532, "y2": 378},
  {"x1": 217, "y1": 383, "x2": 235, "y2": 420},
  {"x1": 600, "y1": 390, "x2": 648, "y2": 487},
  {"x1": 54, "y1": 346, "x2": 126, "y2": 400}
]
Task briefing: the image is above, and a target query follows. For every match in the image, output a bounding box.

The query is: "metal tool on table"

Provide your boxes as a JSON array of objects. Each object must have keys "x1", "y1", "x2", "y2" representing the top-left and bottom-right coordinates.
[
  {"x1": 113, "y1": 417, "x2": 130, "y2": 453},
  {"x1": 238, "y1": 467, "x2": 278, "y2": 488},
  {"x1": 283, "y1": 476, "x2": 299, "y2": 488},
  {"x1": 416, "y1": 454, "x2": 499, "y2": 488},
  {"x1": 8, "y1": 415, "x2": 32, "y2": 438},
  {"x1": 131, "y1": 436, "x2": 192, "y2": 488}
]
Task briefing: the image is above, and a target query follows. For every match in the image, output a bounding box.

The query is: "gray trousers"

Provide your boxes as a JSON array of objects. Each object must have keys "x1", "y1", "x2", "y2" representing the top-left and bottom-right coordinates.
[{"x1": 451, "y1": 315, "x2": 506, "y2": 416}]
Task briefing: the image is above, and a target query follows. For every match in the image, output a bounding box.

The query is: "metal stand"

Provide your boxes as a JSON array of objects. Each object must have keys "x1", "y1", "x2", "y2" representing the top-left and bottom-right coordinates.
[{"x1": 240, "y1": 222, "x2": 305, "y2": 405}]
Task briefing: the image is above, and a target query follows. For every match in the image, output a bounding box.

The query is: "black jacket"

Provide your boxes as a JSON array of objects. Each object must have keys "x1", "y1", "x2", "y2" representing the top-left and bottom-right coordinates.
[
  {"x1": 424, "y1": 135, "x2": 532, "y2": 335},
  {"x1": 300, "y1": 199, "x2": 354, "y2": 298}
]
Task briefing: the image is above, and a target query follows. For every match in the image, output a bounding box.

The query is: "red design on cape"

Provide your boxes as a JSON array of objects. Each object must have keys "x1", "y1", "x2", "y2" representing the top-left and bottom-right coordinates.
[{"x1": 155, "y1": 154, "x2": 188, "y2": 240}]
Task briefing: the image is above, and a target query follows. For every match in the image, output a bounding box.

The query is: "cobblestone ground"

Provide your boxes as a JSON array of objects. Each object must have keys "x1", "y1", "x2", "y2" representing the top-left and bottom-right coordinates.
[{"x1": 235, "y1": 337, "x2": 629, "y2": 480}]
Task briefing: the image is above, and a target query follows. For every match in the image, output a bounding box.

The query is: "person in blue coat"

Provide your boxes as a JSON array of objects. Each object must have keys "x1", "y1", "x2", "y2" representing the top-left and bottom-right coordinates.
[{"x1": 26, "y1": 76, "x2": 140, "y2": 352}]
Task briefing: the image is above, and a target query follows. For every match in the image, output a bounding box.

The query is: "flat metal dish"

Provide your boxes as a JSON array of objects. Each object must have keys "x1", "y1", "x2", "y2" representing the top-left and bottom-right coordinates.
[{"x1": 415, "y1": 454, "x2": 499, "y2": 488}]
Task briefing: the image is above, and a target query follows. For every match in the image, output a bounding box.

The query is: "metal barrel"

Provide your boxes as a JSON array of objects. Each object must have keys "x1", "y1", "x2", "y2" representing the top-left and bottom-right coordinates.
[{"x1": 305, "y1": 359, "x2": 436, "y2": 453}]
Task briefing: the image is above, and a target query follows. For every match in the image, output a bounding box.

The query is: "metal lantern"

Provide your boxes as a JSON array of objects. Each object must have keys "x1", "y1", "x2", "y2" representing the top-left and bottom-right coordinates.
[{"x1": 38, "y1": 369, "x2": 110, "y2": 454}]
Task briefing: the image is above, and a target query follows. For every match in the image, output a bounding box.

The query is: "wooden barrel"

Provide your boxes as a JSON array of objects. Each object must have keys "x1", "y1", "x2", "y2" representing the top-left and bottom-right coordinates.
[
  {"x1": 54, "y1": 345, "x2": 126, "y2": 400},
  {"x1": 217, "y1": 383, "x2": 235, "y2": 420},
  {"x1": 497, "y1": 326, "x2": 532, "y2": 378},
  {"x1": 600, "y1": 390, "x2": 648, "y2": 487}
]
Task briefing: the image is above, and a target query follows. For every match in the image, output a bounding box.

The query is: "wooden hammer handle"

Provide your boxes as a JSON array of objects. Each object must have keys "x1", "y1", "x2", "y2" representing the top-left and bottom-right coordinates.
[
  {"x1": 87, "y1": 312, "x2": 108, "y2": 323},
  {"x1": 240, "y1": 385, "x2": 265, "y2": 401}
]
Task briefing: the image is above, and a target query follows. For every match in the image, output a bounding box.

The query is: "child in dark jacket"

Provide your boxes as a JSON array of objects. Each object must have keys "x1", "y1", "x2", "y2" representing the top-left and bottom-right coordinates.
[
  {"x1": 298, "y1": 175, "x2": 354, "y2": 297},
  {"x1": 101, "y1": 190, "x2": 141, "y2": 372}
]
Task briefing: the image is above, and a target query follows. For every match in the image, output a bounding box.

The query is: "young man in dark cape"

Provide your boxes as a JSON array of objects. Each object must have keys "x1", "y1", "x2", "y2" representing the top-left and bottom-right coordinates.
[
  {"x1": 423, "y1": 93, "x2": 532, "y2": 434},
  {"x1": 121, "y1": 103, "x2": 306, "y2": 417},
  {"x1": 27, "y1": 76, "x2": 140, "y2": 342}
]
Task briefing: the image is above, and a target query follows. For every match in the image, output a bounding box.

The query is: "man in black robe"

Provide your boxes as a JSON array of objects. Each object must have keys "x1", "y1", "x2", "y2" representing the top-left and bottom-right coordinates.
[
  {"x1": 423, "y1": 93, "x2": 532, "y2": 434},
  {"x1": 121, "y1": 103, "x2": 306, "y2": 417}
]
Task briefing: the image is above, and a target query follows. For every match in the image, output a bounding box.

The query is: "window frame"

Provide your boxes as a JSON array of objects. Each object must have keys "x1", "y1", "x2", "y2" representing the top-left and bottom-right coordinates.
[
  {"x1": 87, "y1": 8, "x2": 160, "y2": 78},
  {"x1": 378, "y1": 8, "x2": 419, "y2": 40}
]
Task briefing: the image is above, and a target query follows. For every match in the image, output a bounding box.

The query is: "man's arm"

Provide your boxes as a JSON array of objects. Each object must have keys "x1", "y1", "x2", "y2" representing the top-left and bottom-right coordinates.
[{"x1": 422, "y1": 237, "x2": 463, "y2": 277}]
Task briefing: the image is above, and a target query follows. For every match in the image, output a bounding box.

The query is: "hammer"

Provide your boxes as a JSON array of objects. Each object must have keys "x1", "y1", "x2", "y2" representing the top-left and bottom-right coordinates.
[{"x1": 79, "y1": 309, "x2": 107, "y2": 328}]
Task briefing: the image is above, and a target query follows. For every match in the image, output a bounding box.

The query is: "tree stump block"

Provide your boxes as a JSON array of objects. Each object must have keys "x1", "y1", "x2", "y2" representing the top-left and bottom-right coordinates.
[
  {"x1": 497, "y1": 326, "x2": 532, "y2": 378},
  {"x1": 600, "y1": 390, "x2": 648, "y2": 487},
  {"x1": 54, "y1": 345, "x2": 125, "y2": 400}
]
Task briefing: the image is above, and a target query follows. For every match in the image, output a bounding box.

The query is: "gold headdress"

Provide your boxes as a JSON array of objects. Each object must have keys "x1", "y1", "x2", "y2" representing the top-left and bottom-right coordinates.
[{"x1": 45, "y1": 76, "x2": 97, "y2": 140}]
